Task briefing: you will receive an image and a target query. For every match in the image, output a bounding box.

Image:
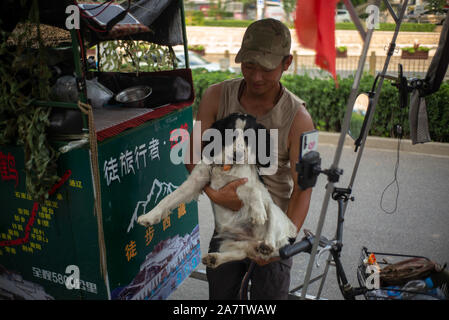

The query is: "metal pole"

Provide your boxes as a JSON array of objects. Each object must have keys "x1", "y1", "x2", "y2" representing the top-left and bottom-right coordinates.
[
  {"x1": 347, "y1": 0, "x2": 409, "y2": 193},
  {"x1": 316, "y1": 252, "x2": 333, "y2": 299},
  {"x1": 70, "y1": 29, "x2": 88, "y2": 131},
  {"x1": 179, "y1": 0, "x2": 189, "y2": 68},
  {"x1": 299, "y1": 0, "x2": 379, "y2": 299},
  {"x1": 342, "y1": 0, "x2": 366, "y2": 41},
  {"x1": 302, "y1": 0, "x2": 409, "y2": 300},
  {"x1": 338, "y1": 0, "x2": 409, "y2": 270}
]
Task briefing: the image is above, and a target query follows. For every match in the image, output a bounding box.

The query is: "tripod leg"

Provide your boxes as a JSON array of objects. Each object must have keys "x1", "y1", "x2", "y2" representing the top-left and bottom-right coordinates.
[{"x1": 316, "y1": 252, "x2": 333, "y2": 299}]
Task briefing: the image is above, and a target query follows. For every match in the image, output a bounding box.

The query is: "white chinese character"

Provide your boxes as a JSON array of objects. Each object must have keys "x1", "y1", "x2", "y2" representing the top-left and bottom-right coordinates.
[
  {"x1": 134, "y1": 144, "x2": 147, "y2": 169},
  {"x1": 148, "y1": 138, "x2": 160, "y2": 161},
  {"x1": 42, "y1": 269, "x2": 52, "y2": 281},
  {"x1": 32, "y1": 267, "x2": 42, "y2": 278},
  {"x1": 120, "y1": 150, "x2": 135, "y2": 176},
  {"x1": 103, "y1": 157, "x2": 121, "y2": 186},
  {"x1": 79, "y1": 279, "x2": 86, "y2": 291},
  {"x1": 85, "y1": 282, "x2": 98, "y2": 294}
]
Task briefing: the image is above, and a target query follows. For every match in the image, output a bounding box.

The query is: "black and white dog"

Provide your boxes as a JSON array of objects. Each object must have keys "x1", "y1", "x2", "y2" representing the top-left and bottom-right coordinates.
[{"x1": 137, "y1": 113, "x2": 297, "y2": 268}]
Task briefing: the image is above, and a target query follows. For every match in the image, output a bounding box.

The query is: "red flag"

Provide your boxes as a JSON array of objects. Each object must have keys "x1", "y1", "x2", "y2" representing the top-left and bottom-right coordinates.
[{"x1": 295, "y1": 0, "x2": 339, "y2": 86}]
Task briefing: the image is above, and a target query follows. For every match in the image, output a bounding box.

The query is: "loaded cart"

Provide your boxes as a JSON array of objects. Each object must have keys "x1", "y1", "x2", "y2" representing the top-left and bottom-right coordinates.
[{"x1": 0, "y1": 0, "x2": 200, "y2": 300}]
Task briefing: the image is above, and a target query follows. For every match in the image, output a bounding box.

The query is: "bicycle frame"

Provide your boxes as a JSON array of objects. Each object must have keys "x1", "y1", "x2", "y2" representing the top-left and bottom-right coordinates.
[{"x1": 280, "y1": 188, "x2": 368, "y2": 300}]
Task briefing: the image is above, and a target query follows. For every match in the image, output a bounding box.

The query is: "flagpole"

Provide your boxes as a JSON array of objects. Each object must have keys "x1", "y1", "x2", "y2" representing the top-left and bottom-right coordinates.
[{"x1": 299, "y1": 0, "x2": 380, "y2": 300}]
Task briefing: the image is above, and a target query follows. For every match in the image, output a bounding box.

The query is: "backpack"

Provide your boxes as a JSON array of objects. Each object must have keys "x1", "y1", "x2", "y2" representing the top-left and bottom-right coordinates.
[{"x1": 380, "y1": 257, "x2": 442, "y2": 287}]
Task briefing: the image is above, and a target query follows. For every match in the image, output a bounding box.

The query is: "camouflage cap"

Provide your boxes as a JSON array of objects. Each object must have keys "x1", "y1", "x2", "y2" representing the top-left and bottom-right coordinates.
[{"x1": 235, "y1": 18, "x2": 291, "y2": 70}]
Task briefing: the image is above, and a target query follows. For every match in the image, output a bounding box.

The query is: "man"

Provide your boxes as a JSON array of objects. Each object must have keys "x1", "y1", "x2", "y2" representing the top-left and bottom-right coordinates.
[{"x1": 186, "y1": 18, "x2": 315, "y2": 299}]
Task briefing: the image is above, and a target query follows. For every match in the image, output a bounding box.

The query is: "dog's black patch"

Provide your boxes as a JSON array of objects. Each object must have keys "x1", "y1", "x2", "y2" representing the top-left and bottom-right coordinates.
[
  {"x1": 203, "y1": 113, "x2": 273, "y2": 168},
  {"x1": 256, "y1": 242, "x2": 274, "y2": 256}
]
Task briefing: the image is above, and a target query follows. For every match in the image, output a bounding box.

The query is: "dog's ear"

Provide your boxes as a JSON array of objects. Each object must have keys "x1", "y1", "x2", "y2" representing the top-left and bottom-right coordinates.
[
  {"x1": 202, "y1": 116, "x2": 230, "y2": 159},
  {"x1": 255, "y1": 122, "x2": 272, "y2": 168}
]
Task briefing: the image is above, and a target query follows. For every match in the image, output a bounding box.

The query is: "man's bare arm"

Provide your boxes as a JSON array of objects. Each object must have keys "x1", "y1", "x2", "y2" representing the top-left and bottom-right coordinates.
[
  {"x1": 185, "y1": 83, "x2": 246, "y2": 211},
  {"x1": 185, "y1": 83, "x2": 221, "y2": 173},
  {"x1": 286, "y1": 106, "x2": 315, "y2": 233}
]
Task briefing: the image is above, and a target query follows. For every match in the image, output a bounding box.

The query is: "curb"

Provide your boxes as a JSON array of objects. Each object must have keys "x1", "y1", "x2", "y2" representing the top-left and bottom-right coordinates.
[{"x1": 318, "y1": 131, "x2": 449, "y2": 157}]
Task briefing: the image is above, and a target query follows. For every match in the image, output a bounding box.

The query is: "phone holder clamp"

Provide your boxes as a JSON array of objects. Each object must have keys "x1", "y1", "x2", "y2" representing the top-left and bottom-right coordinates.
[{"x1": 296, "y1": 151, "x2": 343, "y2": 190}]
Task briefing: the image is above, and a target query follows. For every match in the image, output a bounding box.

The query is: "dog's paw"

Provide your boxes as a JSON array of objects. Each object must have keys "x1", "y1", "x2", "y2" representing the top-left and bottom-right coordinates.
[
  {"x1": 137, "y1": 213, "x2": 160, "y2": 227},
  {"x1": 250, "y1": 201, "x2": 267, "y2": 225},
  {"x1": 255, "y1": 242, "x2": 274, "y2": 258},
  {"x1": 137, "y1": 207, "x2": 166, "y2": 227},
  {"x1": 202, "y1": 253, "x2": 219, "y2": 268},
  {"x1": 251, "y1": 213, "x2": 267, "y2": 225}
]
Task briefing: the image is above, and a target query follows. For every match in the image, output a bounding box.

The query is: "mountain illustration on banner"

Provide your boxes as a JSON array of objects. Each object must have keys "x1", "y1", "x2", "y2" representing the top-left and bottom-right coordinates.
[{"x1": 127, "y1": 178, "x2": 179, "y2": 233}]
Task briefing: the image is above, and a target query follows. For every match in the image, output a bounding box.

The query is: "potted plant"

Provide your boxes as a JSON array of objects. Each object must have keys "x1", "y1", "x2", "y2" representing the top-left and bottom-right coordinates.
[
  {"x1": 401, "y1": 43, "x2": 430, "y2": 59},
  {"x1": 336, "y1": 46, "x2": 348, "y2": 58},
  {"x1": 188, "y1": 44, "x2": 205, "y2": 56}
]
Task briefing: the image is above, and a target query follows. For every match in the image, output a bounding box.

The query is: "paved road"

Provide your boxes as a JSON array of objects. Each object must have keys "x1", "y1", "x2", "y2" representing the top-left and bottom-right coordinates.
[{"x1": 169, "y1": 141, "x2": 449, "y2": 300}]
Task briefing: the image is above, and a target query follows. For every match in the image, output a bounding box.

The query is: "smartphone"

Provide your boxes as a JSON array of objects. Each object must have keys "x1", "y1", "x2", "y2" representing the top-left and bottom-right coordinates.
[{"x1": 299, "y1": 129, "x2": 319, "y2": 159}]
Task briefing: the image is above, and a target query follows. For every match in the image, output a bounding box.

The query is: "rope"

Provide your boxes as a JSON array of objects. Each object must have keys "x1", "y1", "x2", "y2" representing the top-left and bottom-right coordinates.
[
  {"x1": 77, "y1": 100, "x2": 108, "y2": 286},
  {"x1": 0, "y1": 170, "x2": 72, "y2": 247}
]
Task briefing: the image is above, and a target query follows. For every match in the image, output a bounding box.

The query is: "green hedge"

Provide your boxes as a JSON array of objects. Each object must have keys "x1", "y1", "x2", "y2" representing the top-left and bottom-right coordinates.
[
  {"x1": 335, "y1": 22, "x2": 436, "y2": 32},
  {"x1": 190, "y1": 69, "x2": 449, "y2": 142},
  {"x1": 190, "y1": 69, "x2": 239, "y2": 114},
  {"x1": 383, "y1": 22, "x2": 437, "y2": 32},
  {"x1": 203, "y1": 19, "x2": 253, "y2": 28}
]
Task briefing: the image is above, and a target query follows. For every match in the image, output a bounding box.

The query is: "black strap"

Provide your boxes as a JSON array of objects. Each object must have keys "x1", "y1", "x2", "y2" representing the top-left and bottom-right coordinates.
[{"x1": 238, "y1": 261, "x2": 256, "y2": 300}]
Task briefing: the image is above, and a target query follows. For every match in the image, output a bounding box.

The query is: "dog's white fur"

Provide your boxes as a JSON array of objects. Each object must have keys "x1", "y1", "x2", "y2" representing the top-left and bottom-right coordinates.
[{"x1": 137, "y1": 115, "x2": 297, "y2": 268}]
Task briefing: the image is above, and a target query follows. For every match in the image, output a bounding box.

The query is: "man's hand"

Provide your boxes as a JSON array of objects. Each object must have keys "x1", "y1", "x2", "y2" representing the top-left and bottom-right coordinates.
[
  {"x1": 252, "y1": 256, "x2": 280, "y2": 266},
  {"x1": 204, "y1": 178, "x2": 248, "y2": 211}
]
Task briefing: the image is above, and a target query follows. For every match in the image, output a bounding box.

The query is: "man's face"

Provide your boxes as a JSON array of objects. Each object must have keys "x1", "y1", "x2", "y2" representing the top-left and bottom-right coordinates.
[{"x1": 241, "y1": 57, "x2": 291, "y2": 96}]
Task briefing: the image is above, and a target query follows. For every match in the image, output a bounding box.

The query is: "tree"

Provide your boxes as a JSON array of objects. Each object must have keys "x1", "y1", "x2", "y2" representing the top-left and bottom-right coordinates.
[
  {"x1": 425, "y1": 0, "x2": 447, "y2": 11},
  {"x1": 282, "y1": 0, "x2": 296, "y2": 22}
]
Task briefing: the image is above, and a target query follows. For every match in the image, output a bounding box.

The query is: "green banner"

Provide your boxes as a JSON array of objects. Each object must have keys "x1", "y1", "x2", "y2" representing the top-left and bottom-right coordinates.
[
  {"x1": 0, "y1": 144, "x2": 107, "y2": 299},
  {"x1": 98, "y1": 107, "x2": 200, "y2": 300}
]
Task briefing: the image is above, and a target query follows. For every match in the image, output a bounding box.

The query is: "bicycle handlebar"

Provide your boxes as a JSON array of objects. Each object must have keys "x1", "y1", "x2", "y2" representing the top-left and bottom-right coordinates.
[
  {"x1": 279, "y1": 236, "x2": 313, "y2": 259},
  {"x1": 279, "y1": 230, "x2": 334, "y2": 260}
]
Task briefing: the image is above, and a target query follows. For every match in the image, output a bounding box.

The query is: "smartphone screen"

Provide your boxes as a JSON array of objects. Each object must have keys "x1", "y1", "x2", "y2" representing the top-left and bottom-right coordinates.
[{"x1": 299, "y1": 129, "x2": 319, "y2": 159}]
